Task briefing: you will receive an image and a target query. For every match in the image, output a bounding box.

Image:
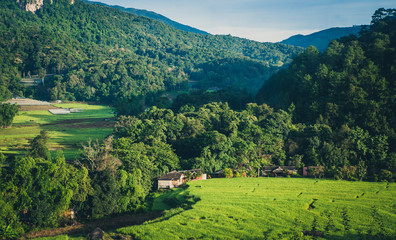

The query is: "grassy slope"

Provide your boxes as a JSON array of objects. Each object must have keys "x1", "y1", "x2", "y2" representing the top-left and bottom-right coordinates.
[
  {"x1": 0, "y1": 103, "x2": 114, "y2": 160},
  {"x1": 118, "y1": 178, "x2": 396, "y2": 240}
]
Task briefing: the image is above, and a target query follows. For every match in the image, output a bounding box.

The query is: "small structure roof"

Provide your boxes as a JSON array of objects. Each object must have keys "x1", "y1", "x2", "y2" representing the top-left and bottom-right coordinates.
[
  {"x1": 158, "y1": 171, "x2": 184, "y2": 180},
  {"x1": 49, "y1": 109, "x2": 70, "y2": 115}
]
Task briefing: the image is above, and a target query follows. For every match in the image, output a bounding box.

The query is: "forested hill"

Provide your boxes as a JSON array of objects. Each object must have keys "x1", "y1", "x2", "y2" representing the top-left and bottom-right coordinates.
[
  {"x1": 0, "y1": 0, "x2": 302, "y2": 109},
  {"x1": 257, "y1": 10, "x2": 396, "y2": 173},
  {"x1": 281, "y1": 26, "x2": 362, "y2": 51},
  {"x1": 81, "y1": 0, "x2": 209, "y2": 35}
]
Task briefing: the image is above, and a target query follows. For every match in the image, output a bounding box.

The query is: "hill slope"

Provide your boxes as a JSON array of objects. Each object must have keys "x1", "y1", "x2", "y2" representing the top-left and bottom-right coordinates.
[
  {"x1": 81, "y1": 0, "x2": 209, "y2": 35},
  {"x1": 0, "y1": 0, "x2": 302, "y2": 110},
  {"x1": 281, "y1": 26, "x2": 362, "y2": 51},
  {"x1": 257, "y1": 14, "x2": 396, "y2": 172}
]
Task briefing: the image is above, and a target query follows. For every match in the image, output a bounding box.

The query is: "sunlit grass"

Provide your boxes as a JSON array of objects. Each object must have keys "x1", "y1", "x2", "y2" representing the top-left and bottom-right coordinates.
[
  {"x1": 0, "y1": 103, "x2": 114, "y2": 160},
  {"x1": 13, "y1": 103, "x2": 114, "y2": 126},
  {"x1": 118, "y1": 178, "x2": 396, "y2": 240}
]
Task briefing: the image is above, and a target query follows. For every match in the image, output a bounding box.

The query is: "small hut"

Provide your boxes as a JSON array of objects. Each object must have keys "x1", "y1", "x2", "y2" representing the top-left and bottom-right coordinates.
[{"x1": 158, "y1": 171, "x2": 185, "y2": 190}]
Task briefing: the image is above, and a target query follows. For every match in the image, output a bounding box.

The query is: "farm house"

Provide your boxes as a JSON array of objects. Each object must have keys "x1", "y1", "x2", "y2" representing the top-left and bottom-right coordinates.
[
  {"x1": 158, "y1": 171, "x2": 185, "y2": 190},
  {"x1": 158, "y1": 169, "x2": 207, "y2": 190}
]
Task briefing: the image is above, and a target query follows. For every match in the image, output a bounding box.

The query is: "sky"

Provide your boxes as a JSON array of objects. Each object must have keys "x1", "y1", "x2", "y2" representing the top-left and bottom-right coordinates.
[{"x1": 94, "y1": 0, "x2": 395, "y2": 42}]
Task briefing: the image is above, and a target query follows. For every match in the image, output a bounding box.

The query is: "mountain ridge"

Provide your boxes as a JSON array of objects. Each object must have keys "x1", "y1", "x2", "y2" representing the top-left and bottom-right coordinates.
[
  {"x1": 281, "y1": 26, "x2": 363, "y2": 51},
  {"x1": 0, "y1": 0, "x2": 303, "y2": 108},
  {"x1": 81, "y1": 0, "x2": 209, "y2": 35}
]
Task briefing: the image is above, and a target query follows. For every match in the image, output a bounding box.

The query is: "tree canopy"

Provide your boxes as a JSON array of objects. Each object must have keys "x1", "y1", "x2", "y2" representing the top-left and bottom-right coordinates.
[{"x1": 0, "y1": 0, "x2": 302, "y2": 109}]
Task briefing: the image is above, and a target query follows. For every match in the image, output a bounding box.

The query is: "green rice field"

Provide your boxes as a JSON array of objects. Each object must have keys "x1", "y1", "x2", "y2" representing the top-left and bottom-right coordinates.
[
  {"x1": 118, "y1": 178, "x2": 396, "y2": 240},
  {"x1": 0, "y1": 103, "x2": 115, "y2": 160}
]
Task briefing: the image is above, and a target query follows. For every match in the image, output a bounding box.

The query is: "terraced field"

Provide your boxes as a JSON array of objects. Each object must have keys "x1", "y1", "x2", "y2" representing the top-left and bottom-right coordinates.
[
  {"x1": 118, "y1": 178, "x2": 395, "y2": 240},
  {"x1": 0, "y1": 103, "x2": 115, "y2": 160}
]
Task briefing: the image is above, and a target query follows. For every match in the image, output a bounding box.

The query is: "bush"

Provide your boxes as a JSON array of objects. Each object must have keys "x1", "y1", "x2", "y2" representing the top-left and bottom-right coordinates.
[
  {"x1": 247, "y1": 170, "x2": 257, "y2": 177},
  {"x1": 379, "y1": 170, "x2": 392, "y2": 182},
  {"x1": 224, "y1": 168, "x2": 233, "y2": 178},
  {"x1": 234, "y1": 171, "x2": 241, "y2": 178}
]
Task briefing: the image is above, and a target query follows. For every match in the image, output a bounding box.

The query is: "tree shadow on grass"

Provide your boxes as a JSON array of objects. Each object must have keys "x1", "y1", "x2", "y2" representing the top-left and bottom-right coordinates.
[{"x1": 144, "y1": 184, "x2": 201, "y2": 224}]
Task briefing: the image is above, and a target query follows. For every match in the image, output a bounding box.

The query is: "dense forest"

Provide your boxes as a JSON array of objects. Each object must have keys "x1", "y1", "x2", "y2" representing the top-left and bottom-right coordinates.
[
  {"x1": 257, "y1": 8, "x2": 396, "y2": 178},
  {"x1": 0, "y1": 0, "x2": 301, "y2": 110}
]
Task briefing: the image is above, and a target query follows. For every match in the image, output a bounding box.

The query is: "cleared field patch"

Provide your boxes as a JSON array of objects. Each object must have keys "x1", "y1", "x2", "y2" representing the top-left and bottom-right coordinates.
[
  {"x1": 118, "y1": 178, "x2": 396, "y2": 240},
  {"x1": 0, "y1": 103, "x2": 115, "y2": 160}
]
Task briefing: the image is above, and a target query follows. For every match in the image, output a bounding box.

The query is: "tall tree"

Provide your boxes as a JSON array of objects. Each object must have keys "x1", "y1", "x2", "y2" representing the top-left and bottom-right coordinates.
[
  {"x1": 0, "y1": 103, "x2": 19, "y2": 128},
  {"x1": 28, "y1": 130, "x2": 50, "y2": 159}
]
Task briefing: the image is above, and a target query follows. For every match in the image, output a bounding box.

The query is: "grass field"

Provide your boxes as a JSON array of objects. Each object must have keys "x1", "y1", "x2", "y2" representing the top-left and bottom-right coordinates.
[
  {"x1": 0, "y1": 103, "x2": 115, "y2": 160},
  {"x1": 117, "y1": 178, "x2": 396, "y2": 240}
]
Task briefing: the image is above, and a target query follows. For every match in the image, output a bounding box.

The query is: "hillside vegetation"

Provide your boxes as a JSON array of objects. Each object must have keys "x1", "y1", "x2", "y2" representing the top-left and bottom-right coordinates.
[
  {"x1": 81, "y1": 0, "x2": 209, "y2": 34},
  {"x1": 0, "y1": 0, "x2": 302, "y2": 110},
  {"x1": 257, "y1": 10, "x2": 396, "y2": 177}
]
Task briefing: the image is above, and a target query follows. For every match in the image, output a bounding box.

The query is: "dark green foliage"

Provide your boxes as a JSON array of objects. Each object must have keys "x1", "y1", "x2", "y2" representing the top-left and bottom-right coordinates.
[
  {"x1": 172, "y1": 88, "x2": 253, "y2": 112},
  {"x1": 85, "y1": 169, "x2": 122, "y2": 219},
  {"x1": 371, "y1": 8, "x2": 396, "y2": 24},
  {"x1": 0, "y1": 0, "x2": 302, "y2": 107},
  {"x1": 77, "y1": 137, "x2": 141, "y2": 218},
  {"x1": 28, "y1": 130, "x2": 50, "y2": 159},
  {"x1": 257, "y1": 12, "x2": 396, "y2": 177},
  {"x1": 76, "y1": 136, "x2": 173, "y2": 219},
  {"x1": 0, "y1": 103, "x2": 19, "y2": 128},
  {"x1": 0, "y1": 154, "x2": 91, "y2": 236},
  {"x1": 113, "y1": 103, "x2": 289, "y2": 174}
]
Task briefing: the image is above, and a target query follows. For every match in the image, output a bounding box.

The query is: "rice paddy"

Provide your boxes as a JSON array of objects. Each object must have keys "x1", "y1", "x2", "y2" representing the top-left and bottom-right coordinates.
[
  {"x1": 118, "y1": 178, "x2": 396, "y2": 240},
  {"x1": 0, "y1": 103, "x2": 115, "y2": 160}
]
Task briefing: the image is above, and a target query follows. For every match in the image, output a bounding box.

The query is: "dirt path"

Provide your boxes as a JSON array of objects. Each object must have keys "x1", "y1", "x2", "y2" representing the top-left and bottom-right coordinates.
[{"x1": 25, "y1": 211, "x2": 162, "y2": 239}]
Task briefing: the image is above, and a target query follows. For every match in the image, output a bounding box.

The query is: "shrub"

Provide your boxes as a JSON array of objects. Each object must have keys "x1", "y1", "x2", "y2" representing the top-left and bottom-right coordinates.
[
  {"x1": 379, "y1": 170, "x2": 392, "y2": 182},
  {"x1": 247, "y1": 170, "x2": 257, "y2": 177},
  {"x1": 224, "y1": 168, "x2": 233, "y2": 178}
]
